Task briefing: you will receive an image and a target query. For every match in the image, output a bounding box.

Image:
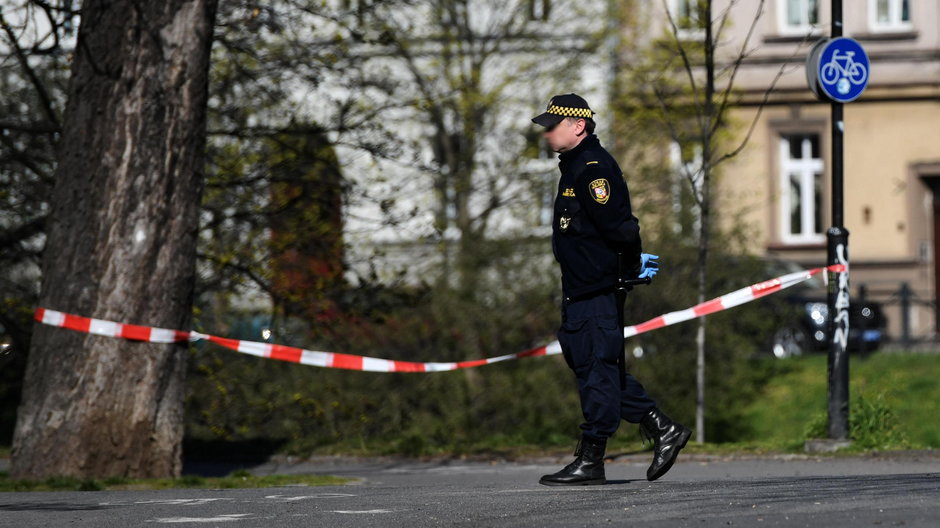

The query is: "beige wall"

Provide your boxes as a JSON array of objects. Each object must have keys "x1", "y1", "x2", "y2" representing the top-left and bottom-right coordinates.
[
  {"x1": 845, "y1": 102, "x2": 940, "y2": 259},
  {"x1": 722, "y1": 101, "x2": 940, "y2": 257},
  {"x1": 718, "y1": 99, "x2": 940, "y2": 339},
  {"x1": 628, "y1": 0, "x2": 940, "y2": 339}
]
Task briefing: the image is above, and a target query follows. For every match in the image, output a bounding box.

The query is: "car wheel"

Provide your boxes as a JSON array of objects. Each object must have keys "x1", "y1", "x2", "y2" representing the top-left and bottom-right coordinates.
[{"x1": 771, "y1": 326, "x2": 808, "y2": 359}]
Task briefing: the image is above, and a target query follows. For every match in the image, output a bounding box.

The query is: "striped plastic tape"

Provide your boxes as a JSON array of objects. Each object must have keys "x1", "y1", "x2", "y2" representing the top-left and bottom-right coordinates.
[{"x1": 33, "y1": 264, "x2": 846, "y2": 373}]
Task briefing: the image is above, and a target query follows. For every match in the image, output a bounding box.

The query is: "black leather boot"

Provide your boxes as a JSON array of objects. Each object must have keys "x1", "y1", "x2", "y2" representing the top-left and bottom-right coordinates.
[
  {"x1": 539, "y1": 436, "x2": 607, "y2": 486},
  {"x1": 640, "y1": 407, "x2": 691, "y2": 481}
]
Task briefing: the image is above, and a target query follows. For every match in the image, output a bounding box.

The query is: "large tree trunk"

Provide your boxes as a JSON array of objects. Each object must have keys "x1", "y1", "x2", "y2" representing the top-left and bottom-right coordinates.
[{"x1": 11, "y1": 0, "x2": 218, "y2": 479}]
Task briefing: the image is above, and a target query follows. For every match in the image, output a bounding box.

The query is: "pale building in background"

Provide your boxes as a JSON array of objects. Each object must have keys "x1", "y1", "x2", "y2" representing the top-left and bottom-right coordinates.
[{"x1": 633, "y1": 0, "x2": 940, "y2": 341}]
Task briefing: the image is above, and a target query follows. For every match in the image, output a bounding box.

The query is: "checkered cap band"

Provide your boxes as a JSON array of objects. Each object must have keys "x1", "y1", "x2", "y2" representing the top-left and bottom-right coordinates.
[{"x1": 547, "y1": 105, "x2": 594, "y2": 118}]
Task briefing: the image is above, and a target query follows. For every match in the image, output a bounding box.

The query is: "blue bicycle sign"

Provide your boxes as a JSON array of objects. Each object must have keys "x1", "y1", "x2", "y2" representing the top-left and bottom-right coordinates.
[
  {"x1": 821, "y1": 49, "x2": 867, "y2": 87},
  {"x1": 809, "y1": 37, "x2": 870, "y2": 103}
]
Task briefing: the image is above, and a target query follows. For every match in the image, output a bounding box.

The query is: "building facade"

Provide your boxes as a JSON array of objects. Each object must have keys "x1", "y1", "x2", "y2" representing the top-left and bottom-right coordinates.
[{"x1": 635, "y1": 0, "x2": 940, "y2": 341}]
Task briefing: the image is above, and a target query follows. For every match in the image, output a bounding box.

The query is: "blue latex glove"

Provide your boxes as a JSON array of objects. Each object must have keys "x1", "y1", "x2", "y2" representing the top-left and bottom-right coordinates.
[{"x1": 638, "y1": 253, "x2": 659, "y2": 280}]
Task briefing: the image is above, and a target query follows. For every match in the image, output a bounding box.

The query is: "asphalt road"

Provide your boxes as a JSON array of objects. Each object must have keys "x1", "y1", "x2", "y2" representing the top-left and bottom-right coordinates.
[{"x1": 1, "y1": 452, "x2": 939, "y2": 527}]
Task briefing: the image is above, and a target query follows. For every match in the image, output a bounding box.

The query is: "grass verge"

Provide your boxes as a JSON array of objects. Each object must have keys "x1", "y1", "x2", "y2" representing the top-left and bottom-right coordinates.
[
  {"x1": 2, "y1": 352, "x2": 935, "y2": 466},
  {"x1": 276, "y1": 351, "x2": 940, "y2": 458},
  {"x1": 742, "y1": 351, "x2": 940, "y2": 451}
]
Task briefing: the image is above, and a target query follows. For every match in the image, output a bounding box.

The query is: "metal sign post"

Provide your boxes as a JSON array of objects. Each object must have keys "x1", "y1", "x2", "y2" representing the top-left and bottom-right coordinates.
[
  {"x1": 828, "y1": 0, "x2": 849, "y2": 441},
  {"x1": 805, "y1": 0, "x2": 870, "y2": 443}
]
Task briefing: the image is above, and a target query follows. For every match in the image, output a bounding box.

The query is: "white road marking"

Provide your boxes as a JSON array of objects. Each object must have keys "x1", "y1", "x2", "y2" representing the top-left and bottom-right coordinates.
[
  {"x1": 134, "y1": 498, "x2": 235, "y2": 506},
  {"x1": 263, "y1": 493, "x2": 355, "y2": 501},
  {"x1": 148, "y1": 513, "x2": 251, "y2": 523},
  {"x1": 330, "y1": 509, "x2": 396, "y2": 514}
]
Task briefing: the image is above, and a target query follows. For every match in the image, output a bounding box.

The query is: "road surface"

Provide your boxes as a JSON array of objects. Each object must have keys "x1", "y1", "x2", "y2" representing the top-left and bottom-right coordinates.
[{"x1": 1, "y1": 452, "x2": 938, "y2": 527}]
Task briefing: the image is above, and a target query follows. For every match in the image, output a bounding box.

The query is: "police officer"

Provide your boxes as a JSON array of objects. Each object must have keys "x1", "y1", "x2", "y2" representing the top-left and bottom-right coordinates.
[{"x1": 532, "y1": 94, "x2": 691, "y2": 485}]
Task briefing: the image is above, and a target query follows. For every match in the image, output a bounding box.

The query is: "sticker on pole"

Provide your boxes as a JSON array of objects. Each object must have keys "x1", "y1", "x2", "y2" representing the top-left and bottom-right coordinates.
[{"x1": 807, "y1": 37, "x2": 870, "y2": 103}]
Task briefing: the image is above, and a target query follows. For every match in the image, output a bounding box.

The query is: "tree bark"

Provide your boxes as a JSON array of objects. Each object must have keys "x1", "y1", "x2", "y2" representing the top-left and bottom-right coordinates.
[{"x1": 11, "y1": 0, "x2": 218, "y2": 479}]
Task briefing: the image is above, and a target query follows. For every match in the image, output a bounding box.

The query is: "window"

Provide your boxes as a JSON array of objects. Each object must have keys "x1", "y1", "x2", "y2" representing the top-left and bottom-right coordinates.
[
  {"x1": 779, "y1": 134, "x2": 824, "y2": 244},
  {"x1": 669, "y1": 0, "x2": 707, "y2": 40},
  {"x1": 523, "y1": 127, "x2": 557, "y2": 226},
  {"x1": 527, "y1": 0, "x2": 551, "y2": 21},
  {"x1": 670, "y1": 141, "x2": 702, "y2": 236},
  {"x1": 869, "y1": 0, "x2": 911, "y2": 31},
  {"x1": 777, "y1": 0, "x2": 819, "y2": 35},
  {"x1": 537, "y1": 182, "x2": 553, "y2": 226}
]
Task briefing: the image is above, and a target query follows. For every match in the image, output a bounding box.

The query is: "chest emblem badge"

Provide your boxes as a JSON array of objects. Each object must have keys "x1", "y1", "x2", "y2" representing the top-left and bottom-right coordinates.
[
  {"x1": 561, "y1": 187, "x2": 575, "y2": 197},
  {"x1": 559, "y1": 215, "x2": 571, "y2": 232},
  {"x1": 589, "y1": 178, "x2": 610, "y2": 204}
]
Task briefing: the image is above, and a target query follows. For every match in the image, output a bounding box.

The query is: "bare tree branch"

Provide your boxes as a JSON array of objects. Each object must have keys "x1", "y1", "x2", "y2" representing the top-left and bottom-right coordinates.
[
  {"x1": 0, "y1": 215, "x2": 46, "y2": 250},
  {"x1": 709, "y1": 0, "x2": 765, "y2": 137},
  {"x1": 650, "y1": 83, "x2": 704, "y2": 208},
  {"x1": 712, "y1": 36, "x2": 815, "y2": 167},
  {"x1": 661, "y1": 0, "x2": 704, "y2": 131},
  {"x1": 0, "y1": 12, "x2": 60, "y2": 130}
]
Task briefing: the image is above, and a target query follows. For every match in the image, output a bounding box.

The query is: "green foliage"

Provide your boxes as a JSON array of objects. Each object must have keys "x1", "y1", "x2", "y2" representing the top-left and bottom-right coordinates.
[
  {"x1": 743, "y1": 353, "x2": 939, "y2": 451},
  {"x1": 185, "y1": 234, "x2": 796, "y2": 453},
  {"x1": 178, "y1": 475, "x2": 206, "y2": 487},
  {"x1": 77, "y1": 479, "x2": 103, "y2": 492},
  {"x1": 186, "y1": 238, "x2": 585, "y2": 455},
  {"x1": 623, "y1": 247, "x2": 800, "y2": 442},
  {"x1": 850, "y1": 393, "x2": 909, "y2": 449},
  {"x1": 0, "y1": 1, "x2": 75, "y2": 447},
  {"x1": 804, "y1": 393, "x2": 910, "y2": 450},
  {"x1": 2, "y1": 0, "x2": 876, "y2": 463}
]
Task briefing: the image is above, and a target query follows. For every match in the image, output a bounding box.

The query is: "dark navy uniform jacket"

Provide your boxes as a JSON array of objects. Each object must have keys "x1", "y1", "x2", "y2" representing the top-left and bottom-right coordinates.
[{"x1": 551, "y1": 134, "x2": 642, "y2": 300}]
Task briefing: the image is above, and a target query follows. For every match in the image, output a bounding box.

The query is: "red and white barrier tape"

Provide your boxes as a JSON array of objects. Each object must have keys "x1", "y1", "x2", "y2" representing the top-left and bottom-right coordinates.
[{"x1": 34, "y1": 264, "x2": 846, "y2": 373}]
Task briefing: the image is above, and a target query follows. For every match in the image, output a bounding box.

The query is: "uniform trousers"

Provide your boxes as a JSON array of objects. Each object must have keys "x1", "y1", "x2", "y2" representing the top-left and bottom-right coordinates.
[{"x1": 558, "y1": 292, "x2": 657, "y2": 441}]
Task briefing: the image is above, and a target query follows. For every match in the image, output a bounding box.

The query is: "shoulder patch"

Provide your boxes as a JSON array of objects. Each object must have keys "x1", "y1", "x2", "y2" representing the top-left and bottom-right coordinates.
[{"x1": 589, "y1": 178, "x2": 610, "y2": 204}]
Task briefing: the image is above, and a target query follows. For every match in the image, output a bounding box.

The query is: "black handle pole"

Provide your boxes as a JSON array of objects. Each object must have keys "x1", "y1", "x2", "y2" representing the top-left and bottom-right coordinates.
[{"x1": 616, "y1": 253, "x2": 628, "y2": 390}]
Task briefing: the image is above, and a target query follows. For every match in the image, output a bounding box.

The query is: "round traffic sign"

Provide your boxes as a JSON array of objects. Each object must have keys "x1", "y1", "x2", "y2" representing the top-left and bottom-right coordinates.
[
  {"x1": 804, "y1": 38, "x2": 829, "y2": 100},
  {"x1": 813, "y1": 37, "x2": 870, "y2": 103}
]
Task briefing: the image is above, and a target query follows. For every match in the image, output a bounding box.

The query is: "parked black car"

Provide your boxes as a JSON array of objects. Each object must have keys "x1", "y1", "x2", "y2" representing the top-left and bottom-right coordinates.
[{"x1": 765, "y1": 259, "x2": 887, "y2": 358}]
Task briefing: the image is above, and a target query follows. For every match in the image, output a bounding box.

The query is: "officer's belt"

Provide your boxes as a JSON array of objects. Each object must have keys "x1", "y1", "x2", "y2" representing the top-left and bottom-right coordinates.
[{"x1": 564, "y1": 285, "x2": 622, "y2": 304}]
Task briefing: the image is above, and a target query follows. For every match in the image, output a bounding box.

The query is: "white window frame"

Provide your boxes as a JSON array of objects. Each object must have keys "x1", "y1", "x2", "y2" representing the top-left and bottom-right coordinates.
[
  {"x1": 779, "y1": 135, "x2": 825, "y2": 244},
  {"x1": 670, "y1": 141, "x2": 703, "y2": 235},
  {"x1": 776, "y1": 0, "x2": 821, "y2": 36},
  {"x1": 668, "y1": 0, "x2": 706, "y2": 41},
  {"x1": 538, "y1": 182, "x2": 554, "y2": 226},
  {"x1": 868, "y1": 0, "x2": 912, "y2": 32},
  {"x1": 527, "y1": 0, "x2": 551, "y2": 21}
]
